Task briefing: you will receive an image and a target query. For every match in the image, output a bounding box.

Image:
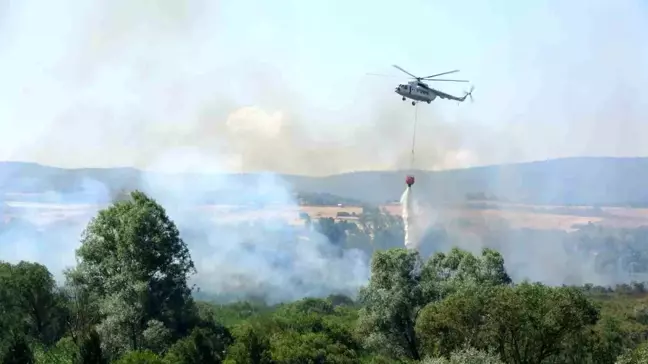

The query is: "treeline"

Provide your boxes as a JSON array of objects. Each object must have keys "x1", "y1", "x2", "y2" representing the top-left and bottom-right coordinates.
[
  {"x1": 313, "y1": 213, "x2": 648, "y2": 281},
  {"x1": 3, "y1": 191, "x2": 648, "y2": 363},
  {"x1": 296, "y1": 192, "x2": 363, "y2": 206}
]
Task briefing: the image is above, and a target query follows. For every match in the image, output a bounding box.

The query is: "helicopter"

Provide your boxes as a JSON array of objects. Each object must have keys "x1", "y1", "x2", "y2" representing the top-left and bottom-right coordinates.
[{"x1": 370, "y1": 65, "x2": 474, "y2": 106}]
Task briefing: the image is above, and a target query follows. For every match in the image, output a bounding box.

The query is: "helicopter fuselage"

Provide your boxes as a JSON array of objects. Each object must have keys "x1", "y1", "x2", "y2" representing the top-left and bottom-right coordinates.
[{"x1": 395, "y1": 81, "x2": 437, "y2": 105}]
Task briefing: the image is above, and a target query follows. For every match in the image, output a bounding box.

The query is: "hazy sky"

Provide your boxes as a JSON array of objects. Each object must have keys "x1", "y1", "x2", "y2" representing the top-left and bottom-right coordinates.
[{"x1": 0, "y1": 0, "x2": 647, "y2": 175}]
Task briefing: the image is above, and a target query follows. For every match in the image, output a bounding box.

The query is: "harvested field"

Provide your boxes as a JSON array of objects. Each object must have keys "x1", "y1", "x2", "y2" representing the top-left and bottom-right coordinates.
[
  {"x1": 191, "y1": 202, "x2": 648, "y2": 231},
  {"x1": 349, "y1": 202, "x2": 648, "y2": 231},
  {"x1": 3, "y1": 200, "x2": 648, "y2": 231}
]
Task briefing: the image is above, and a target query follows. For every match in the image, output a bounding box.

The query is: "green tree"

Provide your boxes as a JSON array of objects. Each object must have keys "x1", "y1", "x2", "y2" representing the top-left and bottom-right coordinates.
[
  {"x1": 79, "y1": 329, "x2": 106, "y2": 364},
  {"x1": 33, "y1": 337, "x2": 80, "y2": 364},
  {"x1": 270, "y1": 331, "x2": 357, "y2": 363},
  {"x1": 357, "y1": 247, "x2": 511, "y2": 361},
  {"x1": 422, "y1": 347, "x2": 503, "y2": 364},
  {"x1": 142, "y1": 319, "x2": 172, "y2": 354},
  {"x1": 485, "y1": 283, "x2": 599, "y2": 364},
  {"x1": 66, "y1": 191, "x2": 198, "y2": 358},
  {"x1": 273, "y1": 298, "x2": 360, "y2": 354},
  {"x1": 163, "y1": 326, "x2": 232, "y2": 364},
  {"x1": 416, "y1": 286, "x2": 494, "y2": 358},
  {"x1": 0, "y1": 261, "x2": 68, "y2": 346},
  {"x1": 356, "y1": 209, "x2": 404, "y2": 251},
  {"x1": 590, "y1": 316, "x2": 630, "y2": 364},
  {"x1": 0, "y1": 263, "x2": 21, "y2": 350},
  {"x1": 315, "y1": 218, "x2": 347, "y2": 247},
  {"x1": 417, "y1": 282, "x2": 600, "y2": 364},
  {"x1": 327, "y1": 294, "x2": 355, "y2": 308},
  {"x1": 220, "y1": 297, "x2": 361, "y2": 363},
  {"x1": 60, "y1": 279, "x2": 100, "y2": 346},
  {"x1": 554, "y1": 314, "x2": 628, "y2": 364},
  {"x1": 223, "y1": 322, "x2": 272, "y2": 364},
  {"x1": 113, "y1": 350, "x2": 164, "y2": 364},
  {"x1": 1, "y1": 334, "x2": 34, "y2": 364},
  {"x1": 357, "y1": 248, "x2": 424, "y2": 360},
  {"x1": 616, "y1": 342, "x2": 648, "y2": 364},
  {"x1": 420, "y1": 247, "x2": 511, "y2": 301}
]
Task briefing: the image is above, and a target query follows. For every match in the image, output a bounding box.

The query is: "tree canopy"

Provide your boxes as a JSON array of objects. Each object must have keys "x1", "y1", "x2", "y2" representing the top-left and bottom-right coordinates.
[{"x1": 1, "y1": 190, "x2": 648, "y2": 363}]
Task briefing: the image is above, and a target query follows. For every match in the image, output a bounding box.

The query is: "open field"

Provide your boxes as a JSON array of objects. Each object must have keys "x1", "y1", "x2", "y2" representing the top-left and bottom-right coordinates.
[
  {"x1": 5, "y1": 200, "x2": 648, "y2": 232},
  {"x1": 380, "y1": 202, "x2": 648, "y2": 231}
]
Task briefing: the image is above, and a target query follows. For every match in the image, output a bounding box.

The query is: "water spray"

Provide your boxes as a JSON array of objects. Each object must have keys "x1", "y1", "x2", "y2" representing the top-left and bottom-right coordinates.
[{"x1": 401, "y1": 181, "x2": 415, "y2": 250}]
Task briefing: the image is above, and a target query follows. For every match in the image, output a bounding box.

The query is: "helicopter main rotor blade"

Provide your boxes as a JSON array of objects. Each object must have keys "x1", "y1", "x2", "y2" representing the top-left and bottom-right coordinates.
[
  {"x1": 424, "y1": 78, "x2": 469, "y2": 82},
  {"x1": 422, "y1": 70, "x2": 460, "y2": 79},
  {"x1": 392, "y1": 65, "x2": 419, "y2": 79},
  {"x1": 366, "y1": 73, "x2": 400, "y2": 77}
]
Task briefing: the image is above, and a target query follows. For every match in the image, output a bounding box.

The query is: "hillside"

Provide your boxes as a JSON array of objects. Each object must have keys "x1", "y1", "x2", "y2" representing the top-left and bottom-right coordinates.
[
  {"x1": 1, "y1": 157, "x2": 647, "y2": 206},
  {"x1": 297, "y1": 157, "x2": 648, "y2": 206}
]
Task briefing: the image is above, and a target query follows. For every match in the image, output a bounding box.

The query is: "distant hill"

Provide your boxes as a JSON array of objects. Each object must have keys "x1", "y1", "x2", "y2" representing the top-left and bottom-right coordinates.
[
  {"x1": 1, "y1": 157, "x2": 648, "y2": 206},
  {"x1": 293, "y1": 157, "x2": 648, "y2": 206}
]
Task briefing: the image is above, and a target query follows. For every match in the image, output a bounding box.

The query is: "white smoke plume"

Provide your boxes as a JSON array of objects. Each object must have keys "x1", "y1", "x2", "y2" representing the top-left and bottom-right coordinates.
[{"x1": 140, "y1": 149, "x2": 371, "y2": 303}]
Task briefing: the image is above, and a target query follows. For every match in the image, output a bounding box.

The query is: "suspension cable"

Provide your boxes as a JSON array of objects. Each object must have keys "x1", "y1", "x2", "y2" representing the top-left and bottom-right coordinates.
[{"x1": 409, "y1": 104, "x2": 419, "y2": 170}]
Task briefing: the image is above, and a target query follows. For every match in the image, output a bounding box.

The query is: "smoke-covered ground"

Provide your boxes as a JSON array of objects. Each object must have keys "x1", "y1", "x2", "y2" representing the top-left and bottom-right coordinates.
[
  {"x1": 0, "y1": 171, "x2": 374, "y2": 304},
  {"x1": 4, "y1": 172, "x2": 648, "y2": 304},
  {"x1": 143, "y1": 170, "x2": 371, "y2": 303}
]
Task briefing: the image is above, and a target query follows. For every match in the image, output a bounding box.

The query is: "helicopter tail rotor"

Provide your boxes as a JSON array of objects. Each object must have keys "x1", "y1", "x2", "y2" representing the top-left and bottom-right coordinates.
[{"x1": 464, "y1": 86, "x2": 475, "y2": 103}]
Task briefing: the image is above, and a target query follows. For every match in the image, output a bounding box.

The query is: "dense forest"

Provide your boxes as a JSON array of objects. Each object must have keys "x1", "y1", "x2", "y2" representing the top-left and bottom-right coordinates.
[{"x1": 4, "y1": 191, "x2": 648, "y2": 363}]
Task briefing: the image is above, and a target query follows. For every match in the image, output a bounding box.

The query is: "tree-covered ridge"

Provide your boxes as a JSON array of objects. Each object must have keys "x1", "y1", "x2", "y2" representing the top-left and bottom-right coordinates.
[
  {"x1": 7, "y1": 157, "x2": 648, "y2": 206},
  {"x1": 3, "y1": 191, "x2": 648, "y2": 363}
]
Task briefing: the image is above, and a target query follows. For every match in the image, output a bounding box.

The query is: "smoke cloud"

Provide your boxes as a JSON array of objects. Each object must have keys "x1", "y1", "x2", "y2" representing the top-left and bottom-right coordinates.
[{"x1": 0, "y1": 0, "x2": 514, "y2": 174}]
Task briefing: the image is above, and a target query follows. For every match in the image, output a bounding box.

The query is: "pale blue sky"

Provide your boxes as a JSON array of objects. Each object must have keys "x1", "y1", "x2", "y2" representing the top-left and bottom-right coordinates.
[{"x1": 0, "y1": 0, "x2": 646, "y2": 174}]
